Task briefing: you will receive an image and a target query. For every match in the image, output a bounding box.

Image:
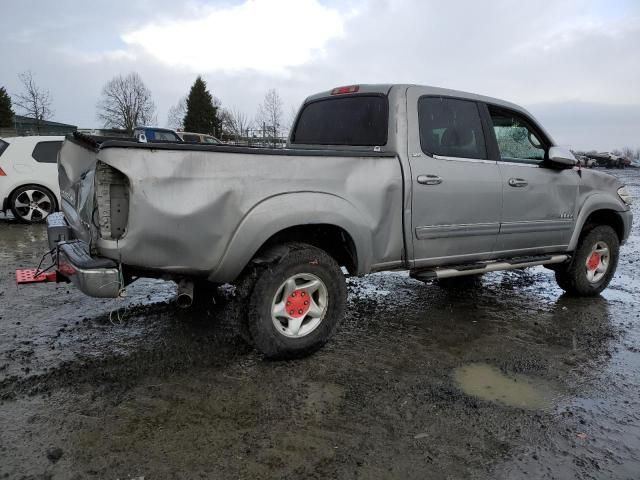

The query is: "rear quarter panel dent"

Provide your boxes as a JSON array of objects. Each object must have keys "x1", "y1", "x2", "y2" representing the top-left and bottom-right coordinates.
[{"x1": 95, "y1": 149, "x2": 404, "y2": 279}]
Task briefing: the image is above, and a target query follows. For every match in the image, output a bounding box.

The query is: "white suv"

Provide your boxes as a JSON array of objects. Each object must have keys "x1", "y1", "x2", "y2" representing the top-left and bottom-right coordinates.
[{"x1": 0, "y1": 136, "x2": 63, "y2": 223}]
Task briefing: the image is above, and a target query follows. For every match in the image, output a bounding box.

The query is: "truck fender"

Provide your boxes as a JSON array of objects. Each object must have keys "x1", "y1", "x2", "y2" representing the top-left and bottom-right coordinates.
[
  {"x1": 209, "y1": 192, "x2": 374, "y2": 282},
  {"x1": 568, "y1": 193, "x2": 627, "y2": 250}
]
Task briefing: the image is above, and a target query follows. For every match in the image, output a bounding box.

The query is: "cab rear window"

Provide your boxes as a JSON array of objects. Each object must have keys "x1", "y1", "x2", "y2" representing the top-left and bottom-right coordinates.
[{"x1": 292, "y1": 95, "x2": 388, "y2": 146}]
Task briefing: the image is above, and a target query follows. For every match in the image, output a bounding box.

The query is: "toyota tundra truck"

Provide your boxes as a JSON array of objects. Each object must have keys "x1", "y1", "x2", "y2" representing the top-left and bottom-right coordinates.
[{"x1": 39, "y1": 84, "x2": 633, "y2": 358}]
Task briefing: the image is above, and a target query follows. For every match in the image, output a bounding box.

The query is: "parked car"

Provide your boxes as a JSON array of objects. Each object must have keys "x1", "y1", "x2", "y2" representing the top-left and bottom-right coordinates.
[
  {"x1": 177, "y1": 131, "x2": 221, "y2": 144},
  {"x1": 38, "y1": 84, "x2": 633, "y2": 358},
  {"x1": 132, "y1": 127, "x2": 182, "y2": 142},
  {"x1": 1, "y1": 136, "x2": 63, "y2": 223}
]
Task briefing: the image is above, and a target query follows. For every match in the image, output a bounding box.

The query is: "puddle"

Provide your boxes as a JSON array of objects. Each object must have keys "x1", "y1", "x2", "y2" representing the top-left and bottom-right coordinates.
[{"x1": 454, "y1": 363, "x2": 561, "y2": 410}]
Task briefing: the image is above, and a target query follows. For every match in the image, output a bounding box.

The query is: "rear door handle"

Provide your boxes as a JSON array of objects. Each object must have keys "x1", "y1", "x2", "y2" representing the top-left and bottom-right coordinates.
[
  {"x1": 508, "y1": 178, "x2": 528, "y2": 187},
  {"x1": 417, "y1": 174, "x2": 442, "y2": 185}
]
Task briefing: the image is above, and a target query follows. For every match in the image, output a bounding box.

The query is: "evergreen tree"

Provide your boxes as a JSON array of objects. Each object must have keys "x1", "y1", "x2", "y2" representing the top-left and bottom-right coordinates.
[
  {"x1": 183, "y1": 76, "x2": 218, "y2": 135},
  {"x1": 0, "y1": 87, "x2": 15, "y2": 128}
]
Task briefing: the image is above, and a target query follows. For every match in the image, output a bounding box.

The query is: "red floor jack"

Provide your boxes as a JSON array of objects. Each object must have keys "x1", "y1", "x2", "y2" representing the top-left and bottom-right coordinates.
[
  {"x1": 16, "y1": 249, "x2": 58, "y2": 284},
  {"x1": 15, "y1": 268, "x2": 57, "y2": 284}
]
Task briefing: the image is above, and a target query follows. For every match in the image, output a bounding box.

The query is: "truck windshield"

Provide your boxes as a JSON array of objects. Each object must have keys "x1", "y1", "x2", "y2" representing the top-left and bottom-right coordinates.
[{"x1": 292, "y1": 95, "x2": 388, "y2": 146}]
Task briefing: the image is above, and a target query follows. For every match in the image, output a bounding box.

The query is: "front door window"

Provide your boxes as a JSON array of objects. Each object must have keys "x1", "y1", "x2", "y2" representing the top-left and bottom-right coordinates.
[{"x1": 489, "y1": 107, "x2": 546, "y2": 165}]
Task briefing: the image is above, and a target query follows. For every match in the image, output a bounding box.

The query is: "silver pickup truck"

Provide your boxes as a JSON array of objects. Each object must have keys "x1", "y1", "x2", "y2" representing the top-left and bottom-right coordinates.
[{"x1": 44, "y1": 84, "x2": 633, "y2": 358}]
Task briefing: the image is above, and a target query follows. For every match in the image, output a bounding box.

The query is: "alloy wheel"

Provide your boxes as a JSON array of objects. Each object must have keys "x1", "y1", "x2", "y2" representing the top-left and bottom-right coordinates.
[{"x1": 271, "y1": 273, "x2": 328, "y2": 338}]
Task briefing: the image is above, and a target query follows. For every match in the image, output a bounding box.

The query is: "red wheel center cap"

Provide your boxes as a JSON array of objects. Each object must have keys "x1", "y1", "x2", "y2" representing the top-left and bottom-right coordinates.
[
  {"x1": 286, "y1": 290, "x2": 311, "y2": 318},
  {"x1": 587, "y1": 252, "x2": 601, "y2": 271}
]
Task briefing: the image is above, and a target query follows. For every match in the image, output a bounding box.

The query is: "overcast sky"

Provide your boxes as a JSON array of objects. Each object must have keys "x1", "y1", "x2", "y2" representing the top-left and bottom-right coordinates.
[{"x1": 2, "y1": 0, "x2": 639, "y2": 151}]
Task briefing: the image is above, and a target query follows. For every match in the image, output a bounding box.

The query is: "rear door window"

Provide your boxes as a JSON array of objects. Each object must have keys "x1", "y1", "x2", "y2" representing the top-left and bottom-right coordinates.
[
  {"x1": 418, "y1": 97, "x2": 487, "y2": 159},
  {"x1": 292, "y1": 95, "x2": 388, "y2": 146},
  {"x1": 32, "y1": 141, "x2": 63, "y2": 163}
]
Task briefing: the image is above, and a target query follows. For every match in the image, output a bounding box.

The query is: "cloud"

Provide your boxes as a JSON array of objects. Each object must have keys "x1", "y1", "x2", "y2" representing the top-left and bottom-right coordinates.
[{"x1": 121, "y1": 0, "x2": 349, "y2": 74}]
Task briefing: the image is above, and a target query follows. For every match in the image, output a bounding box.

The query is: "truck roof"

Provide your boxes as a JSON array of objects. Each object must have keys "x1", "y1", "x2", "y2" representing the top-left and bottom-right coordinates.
[
  {"x1": 302, "y1": 83, "x2": 552, "y2": 146},
  {"x1": 304, "y1": 83, "x2": 529, "y2": 115}
]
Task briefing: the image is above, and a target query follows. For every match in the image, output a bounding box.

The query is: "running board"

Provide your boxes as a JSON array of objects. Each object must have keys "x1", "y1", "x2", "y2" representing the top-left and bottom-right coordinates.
[{"x1": 410, "y1": 254, "x2": 570, "y2": 281}]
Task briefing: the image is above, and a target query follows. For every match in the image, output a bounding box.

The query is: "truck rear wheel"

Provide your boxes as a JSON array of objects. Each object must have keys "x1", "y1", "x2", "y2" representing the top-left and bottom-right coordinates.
[
  {"x1": 554, "y1": 225, "x2": 619, "y2": 296},
  {"x1": 244, "y1": 243, "x2": 346, "y2": 359}
]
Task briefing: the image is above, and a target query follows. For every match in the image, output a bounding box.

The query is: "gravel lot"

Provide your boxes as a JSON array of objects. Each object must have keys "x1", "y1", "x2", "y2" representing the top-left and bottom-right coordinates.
[{"x1": 0, "y1": 169, "x2": 638, "y2": 479}]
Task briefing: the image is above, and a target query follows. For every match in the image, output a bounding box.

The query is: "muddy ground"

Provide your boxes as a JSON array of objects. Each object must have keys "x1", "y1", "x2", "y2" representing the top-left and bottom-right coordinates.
[{"x1": 0, "y1": 169, "x2": 639, "y2": 480}]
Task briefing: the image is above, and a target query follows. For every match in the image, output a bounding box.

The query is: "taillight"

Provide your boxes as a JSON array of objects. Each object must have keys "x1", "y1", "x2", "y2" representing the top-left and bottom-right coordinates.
[
  {"x1": 0, "y1": 167, "x2": 6, "y2": 176},
  {"x1": 331, "y1": 85, "x2": 359, "y2": 95}
]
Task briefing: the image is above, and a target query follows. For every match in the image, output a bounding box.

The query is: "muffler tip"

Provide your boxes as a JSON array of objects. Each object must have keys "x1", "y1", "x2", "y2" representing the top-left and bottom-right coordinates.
[
  {"x1": 176, "y1": 279, "x2": 194, "y2": 309},
  {"x1": 176, "y1": 293, "x2": 193, "y2": 309}
]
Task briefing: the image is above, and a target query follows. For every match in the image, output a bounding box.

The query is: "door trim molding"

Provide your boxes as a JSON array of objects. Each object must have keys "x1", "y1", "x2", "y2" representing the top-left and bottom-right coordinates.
[
  {"x1": 499, "y1": 219, "x2": 573, "y2": 234},
  {"x1": 416, "y1": 222, "x2": 500, "y2": 240}
]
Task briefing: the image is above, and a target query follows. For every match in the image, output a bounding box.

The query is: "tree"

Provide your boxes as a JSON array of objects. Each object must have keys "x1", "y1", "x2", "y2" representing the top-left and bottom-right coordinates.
[
  {"x1": 97, "y1": 72, "x2": 156, "y2": 134},
  {"x1": 183, "y1": 76, "x2": 219, "y2": 135},
  {"x1": 13, "y1": 71, "x2": 53, "y2": 132},
  {"x1": 256, "y1": 88, "x2": 284, "y2": 144},
  {"x1": 620, "y1": 146, "x2": 634, "y2": 160},
  {"x1": 167, "y1": 96, "x2": 187, "y2": 130},
  {"x1": 221, "y1": 107, "x2": 252, "y2": 140},
  {"x1": 285, "y1": 104, "x2": 299, "y2": 136},
  {"x1": 0, "y1": 87, "x2": 14, "y2": 128}
]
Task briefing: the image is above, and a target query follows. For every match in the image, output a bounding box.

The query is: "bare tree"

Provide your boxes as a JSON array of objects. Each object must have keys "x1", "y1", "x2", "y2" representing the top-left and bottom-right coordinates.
[
  {"x1": 167, "y1": 96, "x2": 187, "y2": 130},
  {"x1": 620, "y1": 146, "x2": 634, "y2": 160},
  {"x1": 222, "y1": 107, "x2": 252, "y2": 140},
  {"x1": 284, "y1": 105, "x2": 299, "y2": 136},
  {"x1": 256, "y1": 88, "x2": 284, "y2": 144},
  {"x1": 97, "y1": 72, "x2": 156, "y2": 134},
  {"x1": 13, "y1": 71, "x2": 53, "y2": 133}
]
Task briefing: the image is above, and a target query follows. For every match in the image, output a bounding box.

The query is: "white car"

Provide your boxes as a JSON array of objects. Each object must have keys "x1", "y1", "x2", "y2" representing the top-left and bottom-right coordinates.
[{"x1": 0, "y1": 136, "x2": 63, "y2": 223}]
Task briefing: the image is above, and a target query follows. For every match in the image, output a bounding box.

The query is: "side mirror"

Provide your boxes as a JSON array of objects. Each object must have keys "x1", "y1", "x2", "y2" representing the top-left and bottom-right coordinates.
[{"x1": 548, "y1": 146, "x2": 577, "y2": 167}]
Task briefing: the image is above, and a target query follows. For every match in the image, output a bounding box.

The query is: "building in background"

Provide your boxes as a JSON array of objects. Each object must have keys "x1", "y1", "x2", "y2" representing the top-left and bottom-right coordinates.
[{"x1": 0, "y1": 115, "x2": 77, "y2": 137}]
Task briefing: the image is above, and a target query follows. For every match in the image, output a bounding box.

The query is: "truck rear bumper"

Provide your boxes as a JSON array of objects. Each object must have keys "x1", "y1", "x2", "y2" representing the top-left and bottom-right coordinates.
[{"x1": 47, "y1": 213, "x2": 122, "y2": 298}]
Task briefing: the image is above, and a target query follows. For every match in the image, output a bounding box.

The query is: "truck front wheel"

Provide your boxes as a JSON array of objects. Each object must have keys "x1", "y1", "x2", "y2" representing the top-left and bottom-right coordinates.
[
  {"x1": 244, "y1": 243, "x2": 346, "y2": 359},
  {"x1": 554, "y1": 225, "x2": 619, "y2": 296}
]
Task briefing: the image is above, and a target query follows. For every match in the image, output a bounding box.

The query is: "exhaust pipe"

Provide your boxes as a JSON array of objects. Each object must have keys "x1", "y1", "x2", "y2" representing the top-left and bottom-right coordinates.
[{"x1": 176, "y1": 279, "x2": 194, "y2": 308}]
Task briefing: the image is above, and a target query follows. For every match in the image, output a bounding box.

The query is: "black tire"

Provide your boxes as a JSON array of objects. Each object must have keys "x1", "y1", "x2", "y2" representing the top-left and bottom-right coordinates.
[
  {"x1": 555, "y1": 225, "x2": 619, "y2": 296},
  {"x1": 242, "y1": 242, "x2": 346, "y2": 359},
  {"x1": 9, "y1": 184, "x2": 57, "y2": 223}
]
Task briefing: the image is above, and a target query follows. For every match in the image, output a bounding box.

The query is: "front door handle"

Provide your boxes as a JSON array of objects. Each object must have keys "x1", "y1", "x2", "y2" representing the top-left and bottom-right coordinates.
[
  {"x1": 417, "y1": 174, "x2": 443, "y2": 185},
  {"x1": 508, "y1": 178, "x2": 528, "y2": 187}
]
